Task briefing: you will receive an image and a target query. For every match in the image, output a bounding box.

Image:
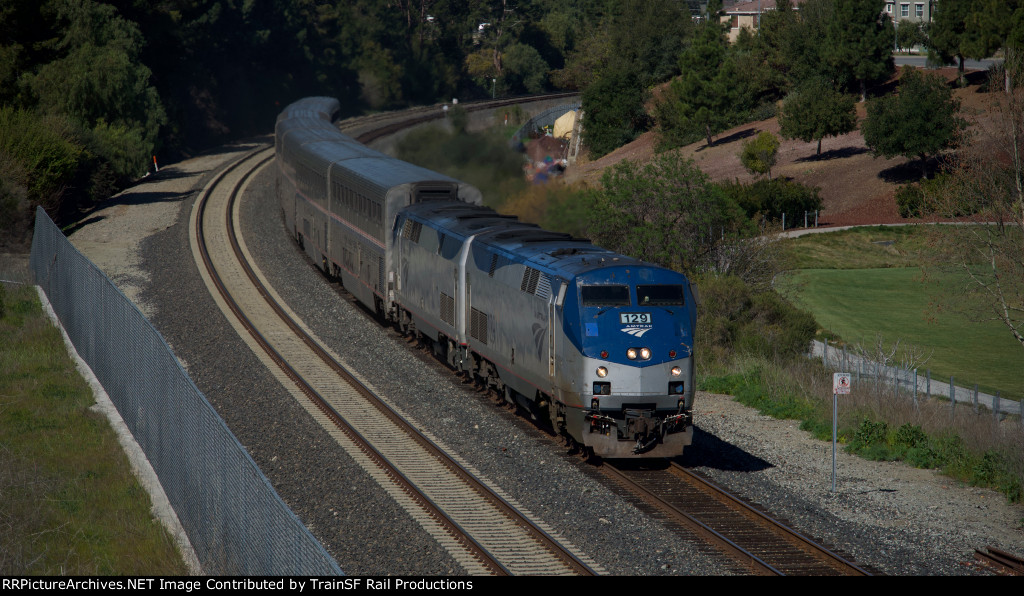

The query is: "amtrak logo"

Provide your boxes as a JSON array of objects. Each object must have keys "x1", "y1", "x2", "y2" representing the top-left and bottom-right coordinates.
[
  {"x1": 622, "y1": 326, "x2": 653, "y2": 338},
  {"x1": 531, "y1": 322, "x2": 547, "y2": 360}
]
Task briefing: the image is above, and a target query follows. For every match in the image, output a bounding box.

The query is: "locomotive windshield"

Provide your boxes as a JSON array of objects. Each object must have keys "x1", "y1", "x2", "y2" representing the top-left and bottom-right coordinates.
[
  {"x1": 581, "y1": 285, "x2": 631, "y2": 306},
  {"x1": 637, "y1": 284, "x2": 685, "y2": 306}
]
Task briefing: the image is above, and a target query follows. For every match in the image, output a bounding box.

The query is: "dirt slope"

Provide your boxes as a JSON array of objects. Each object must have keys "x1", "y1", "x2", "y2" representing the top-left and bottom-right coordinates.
[{"x1": 563, "y1": 68, "x2": 995, "y2": 227}]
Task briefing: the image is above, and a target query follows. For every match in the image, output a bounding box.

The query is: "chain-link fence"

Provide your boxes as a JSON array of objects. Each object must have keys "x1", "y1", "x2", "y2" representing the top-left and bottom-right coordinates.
[
  {"x1": 29, "y1": 207, "x2": 342, "y2": 575},
  {"x1": 812, "y1": 338, "x2": 1024, "y2": 424}
]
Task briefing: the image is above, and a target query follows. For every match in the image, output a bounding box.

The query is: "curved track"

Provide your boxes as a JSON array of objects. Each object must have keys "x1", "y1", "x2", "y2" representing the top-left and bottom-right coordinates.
[
  {"x1": 186, "y1": 96, "x2": 886, "y2": 576},
  {"x1": 188, "y1": 142, "x2": 599, "y2": 575},
  {"x1": 602, "y1": 460, "x2": 872, "y2": 576}
]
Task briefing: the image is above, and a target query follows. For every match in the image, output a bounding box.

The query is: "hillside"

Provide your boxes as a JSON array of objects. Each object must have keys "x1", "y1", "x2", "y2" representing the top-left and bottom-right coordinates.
[{"x1": 563, "y1": 67, "x2": 994, "y2": 227}]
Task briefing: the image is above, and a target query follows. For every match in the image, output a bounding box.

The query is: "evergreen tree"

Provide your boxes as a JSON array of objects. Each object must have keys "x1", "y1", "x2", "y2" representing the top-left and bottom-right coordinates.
[
  {"x1": 861, "y1": 67, "x2": 966, "y2": 178},
  {"x1": 927, "y1": 0, "x2": 977, "y2": 88},
  {"x1": 781, "y1": 0, "x2": 836, "y2": 88},
  {"x1": 657, "y1": 0, "x2": 737, "y2": 148},
  {"x1": 577, "y1": 0, "x2": 693, "y2": 157},
  {"x1": 826, "y1": 0, "x2": 894, "y2": 101},
  {"x1": 964, "y1": 0, "x2": 1024, "y2": 90},
  {"x1": 580, "y1": 64, "x2": 651, "y2": 158},
  {"x1": 778, "y1": 78, "x2": 857, "y2": 155}
]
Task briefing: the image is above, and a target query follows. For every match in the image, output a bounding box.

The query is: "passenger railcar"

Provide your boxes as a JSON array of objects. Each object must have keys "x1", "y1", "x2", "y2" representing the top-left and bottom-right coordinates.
[
  {"x1": 275, "y1": 97, "x2": 482, "y2": 313},
  {"x1": 275, "y1": 97, "x2": 696, "y2": 458}
]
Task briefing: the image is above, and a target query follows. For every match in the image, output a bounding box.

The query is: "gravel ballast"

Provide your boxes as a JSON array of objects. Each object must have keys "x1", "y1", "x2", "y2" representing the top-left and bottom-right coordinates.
[{"x1": 65, "y1": 143, "x2": 1024, "y2": 576}]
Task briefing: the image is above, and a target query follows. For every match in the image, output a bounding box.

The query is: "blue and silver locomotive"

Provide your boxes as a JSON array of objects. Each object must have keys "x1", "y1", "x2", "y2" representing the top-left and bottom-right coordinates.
[{"x1": 276, "y1": 97, "x2": 697, "y2": 458}]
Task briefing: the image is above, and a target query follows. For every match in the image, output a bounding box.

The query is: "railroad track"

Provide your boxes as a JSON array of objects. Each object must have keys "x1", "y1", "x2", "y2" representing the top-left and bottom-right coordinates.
[
  {"x1": 188, "y1": 144, "x2": 599, "y2": 576},
  {"x1": 601, "y1": 460, "x2": 872, "y2": 576},
  {"x1": 337, "y1": 92, "x2": 579, "y2": 144},
  {"x1": 975, "y1": 546, "x2": 1024, "y2": 575}
]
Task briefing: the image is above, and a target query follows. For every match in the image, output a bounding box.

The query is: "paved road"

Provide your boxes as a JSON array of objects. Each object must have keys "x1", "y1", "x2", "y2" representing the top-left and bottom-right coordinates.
[{"x1": 894, "y1": 54, "x2": 999, "y2": 71}]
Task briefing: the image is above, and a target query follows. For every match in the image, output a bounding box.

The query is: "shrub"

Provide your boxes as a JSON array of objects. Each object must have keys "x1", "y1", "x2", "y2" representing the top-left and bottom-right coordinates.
[
  {"x1": 895, "y1": 184, "x2": 924, "y2": 218},
  {"x1": 892, "y1": 423, "x2": 928, "y2": 449},
  {"x1": 852, "y1": 418, "x2": 888, "y2": 447},
  {"x1": 696, "y1": 274, "x2": 817, "y2": 363},
  {"x1": 739, "y1": 131, "x2": 780, "y2": 178},
  {"x1": 895, "y1": 174, "x2": 957, "y2": 218},
  {"x1": 719, "y1": 178, "x2": 823, "y2": 225},
  {"x1": 0, "y1": 107, "x2": 84, "y2": 212}
]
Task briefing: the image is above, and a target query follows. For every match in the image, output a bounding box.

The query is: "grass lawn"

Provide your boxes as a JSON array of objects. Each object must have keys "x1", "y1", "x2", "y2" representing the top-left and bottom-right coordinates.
[
  {"x1": 777, "y1": 267, "x2": 1023, "y2": 399},
  {"x1": 0, "y1": 284, "x2": 187, "y2": 575},
  {"x1": 777, "y1": 226, "x2": 1024, "y2": 401}
]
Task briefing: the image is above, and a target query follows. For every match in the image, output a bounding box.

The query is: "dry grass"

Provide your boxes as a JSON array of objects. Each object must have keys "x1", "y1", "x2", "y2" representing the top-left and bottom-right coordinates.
[{"x1": 777, "y1": 356, "x2": 1024, "y2": 500}]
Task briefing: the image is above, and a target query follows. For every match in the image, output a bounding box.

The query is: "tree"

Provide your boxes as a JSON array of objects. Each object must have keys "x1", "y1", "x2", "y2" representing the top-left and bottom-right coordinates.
[
  {"x1": 580, "y1": 64, "x2": 651, "y2": 158},
  {"x1": 502, "y1": 42, "x2": 549, "y2": 94},
  {"x1": 780, "y1": 0, "x2": 836, "y2": 89},
  {"x1": 826, "y1": 0, "x2": 894, "y2": 101},
  {"x1": 585, "y1": 152, "x2": 746, "y2": 273},
  {"x1": 925, "y1": 55, "x2": 1024, "y2": 350},
  {"x1": 657, "y1": 2, "x2": 737, "y2": 148},
  {"x1": 964, "y1": 0, "x2": 1024, "y2": 91},
  {"x1": 778, "y1": 78, "x2": 857, "y2": 155},
  {"x1": 927, "y1": 0, "x2": 975, "y2": 86},
  {"x1": 746, "y1": 0, "x2": 801, "y2": 94},
  {"x1": 26, "y1": 0, "x2": 165, "y2": 153},
  {"x1": 896, "y1": 19, "x2": 925, "y2": 53},
  {"x1": 861, "y1": 67, "x2": 965, "y2": 178},
  {"x1": 575, "y1": 0, "x2": 692, "y2": 155},
  {"x1": 740, "y1": 131, "x2": 780, "y2": 178}
]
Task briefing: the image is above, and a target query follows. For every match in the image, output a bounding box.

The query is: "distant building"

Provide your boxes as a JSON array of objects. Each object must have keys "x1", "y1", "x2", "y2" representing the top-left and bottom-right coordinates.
[
  {"x1": 722, "y1": 1, "x2": 935, "y2": 43},
  {"x1": 721, "y1": 0, "x2": 806, "y2": 43},
  {"x1": 883, "y1": 1, "x2": 934, "y2": 24}
]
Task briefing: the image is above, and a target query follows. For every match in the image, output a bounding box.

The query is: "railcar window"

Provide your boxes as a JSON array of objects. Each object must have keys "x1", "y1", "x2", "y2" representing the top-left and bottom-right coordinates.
[
  {"x1": 637, "y1": 285, "x2": 685, "y2": 306},
  {"x1": 581, "y1": 285, "x2": 630, "y2": 306}
]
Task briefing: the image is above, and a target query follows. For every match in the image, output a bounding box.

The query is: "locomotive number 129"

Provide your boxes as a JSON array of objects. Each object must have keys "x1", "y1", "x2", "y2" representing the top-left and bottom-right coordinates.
[{"x1": 619, "y1": 313, "x2": 652, "y2": 325}]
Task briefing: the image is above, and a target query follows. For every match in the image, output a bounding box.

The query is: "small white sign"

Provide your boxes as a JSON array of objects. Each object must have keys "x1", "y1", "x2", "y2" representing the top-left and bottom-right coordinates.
[{"x1": 833, "y1": 373, "x2": 851, "y2": 395}]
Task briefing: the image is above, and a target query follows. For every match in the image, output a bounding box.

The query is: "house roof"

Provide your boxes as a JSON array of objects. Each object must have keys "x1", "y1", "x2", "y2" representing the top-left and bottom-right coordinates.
[{"x1": 725, "y1": 0, "x2": 806, "y2": 14}]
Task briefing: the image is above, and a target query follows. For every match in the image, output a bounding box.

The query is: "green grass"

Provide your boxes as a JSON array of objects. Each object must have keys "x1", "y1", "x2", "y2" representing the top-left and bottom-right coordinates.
[
  {"x1": 0, "y1": 285, "x2": 187, "y2": 575},
  {"x1": 777, "y1": 226, "x2": 1024, "y2": 401},
  {"x1": 781, "y1": 225, "x2": 930, "y2": 270}
]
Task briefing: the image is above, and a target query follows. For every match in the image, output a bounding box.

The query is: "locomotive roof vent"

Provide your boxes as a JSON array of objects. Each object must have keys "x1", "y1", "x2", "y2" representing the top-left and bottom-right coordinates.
[
  {"x1": 414, "y1": 185, "x2": 456, "y2": 202},
  {"x1": 549, "y1": 246, "x2": 596, "y2": 258}
]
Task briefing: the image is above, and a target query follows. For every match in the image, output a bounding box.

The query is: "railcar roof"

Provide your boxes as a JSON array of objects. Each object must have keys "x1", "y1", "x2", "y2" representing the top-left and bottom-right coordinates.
[
  {"x1": 278, "y1": 97, "x2": 340, "y2": 123},
  {"x1": 282, "y1": 126, "x2": 359, "y2": 147},
  {"x1": 402, "y1": 201, "x2": 653, "y2": 279},
  {"x1": 403, "y1": 202, "x2": 518, "y2": 237},
  {"x1": 333, "y1": 156, "x2": 463, "y2": 195}
]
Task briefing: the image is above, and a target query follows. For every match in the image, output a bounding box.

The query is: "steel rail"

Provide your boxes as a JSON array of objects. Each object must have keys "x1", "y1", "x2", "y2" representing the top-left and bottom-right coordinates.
[
  {"x1": 220, "y1": 155, "x2": 597, "y2": 577},
  {"x1": 194, "y1": 148, "x2": 511, "y2": 575},
  {"x1": 193, "y1": 103, "x2": 600, "y2": 573},
  {"x1": 601, "y1": 462, "x2": 782, "y2": 576},
  {"x1": 975, "y1": 546, "x2": 1024, "y2": 575},
  {"x1": 602, "y1": 461, "x2": 872, "y2": 576},
  {"x1": 668, "y1": 462, "x2": 872, "y2": 575}
]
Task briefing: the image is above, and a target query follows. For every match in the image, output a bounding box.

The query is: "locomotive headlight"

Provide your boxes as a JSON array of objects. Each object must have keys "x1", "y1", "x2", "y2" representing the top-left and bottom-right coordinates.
[
  {"x1": 640, "y1": 347, "x2": 652, "y2": 360},
  {"x1": 596, "y1": 366, "x2": 608, "y2": 378},
  {"x1": 671, "y1": 366, "x2": 683, "y2": 377},
  {"x1": 626, "y1": 348, "x2": 637, "y2": 360}
]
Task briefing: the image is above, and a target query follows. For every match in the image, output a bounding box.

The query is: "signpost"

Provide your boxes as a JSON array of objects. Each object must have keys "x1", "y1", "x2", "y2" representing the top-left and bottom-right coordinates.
[{"x1": 832, "y1": 373, "x2": 851, "y2": 493}]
